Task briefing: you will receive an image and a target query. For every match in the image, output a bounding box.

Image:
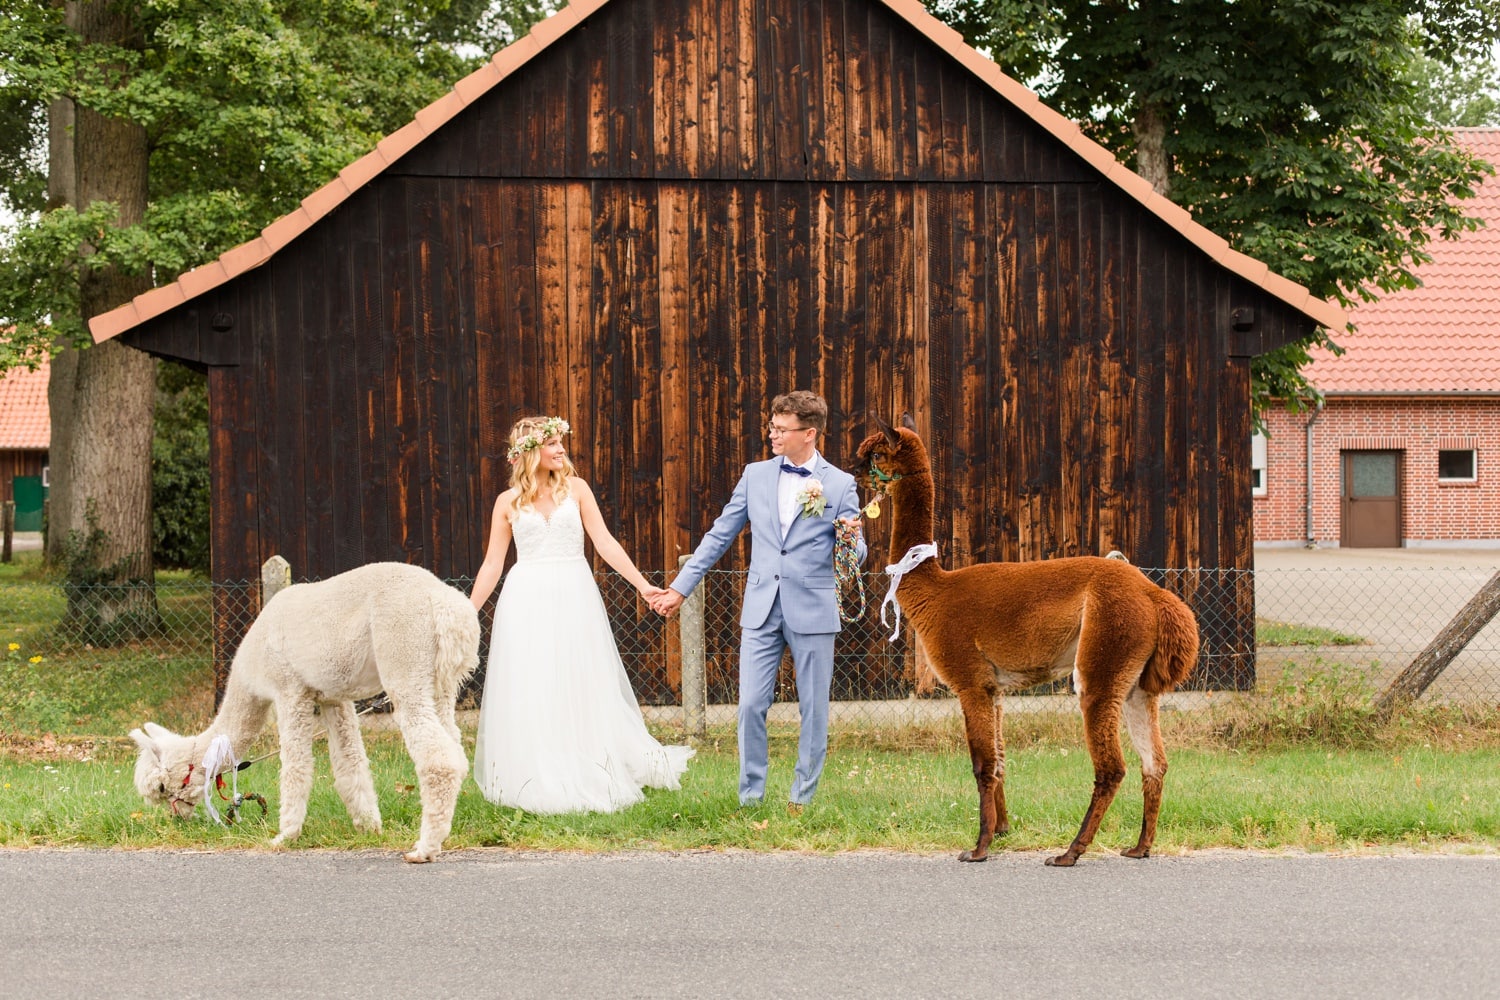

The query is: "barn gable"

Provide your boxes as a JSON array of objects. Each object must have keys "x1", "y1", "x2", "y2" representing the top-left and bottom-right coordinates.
[{"x1": 88, "y1": 0, "x2": 1344, "y2": 688}]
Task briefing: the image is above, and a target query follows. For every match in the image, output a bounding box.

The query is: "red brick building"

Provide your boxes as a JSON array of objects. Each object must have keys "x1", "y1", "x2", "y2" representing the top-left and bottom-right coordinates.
[
  {"x1": 1255, "y1": 129, "x2": 1500, "y2": 548},
  {"x1": 0, "y1": 359, "x2": 50, "y2": 531}
]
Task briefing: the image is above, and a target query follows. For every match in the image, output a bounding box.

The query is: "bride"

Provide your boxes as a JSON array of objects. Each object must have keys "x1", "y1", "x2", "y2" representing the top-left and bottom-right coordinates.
[{"x1": 469, "y1": 415, "x2": 694, "y2": 814}]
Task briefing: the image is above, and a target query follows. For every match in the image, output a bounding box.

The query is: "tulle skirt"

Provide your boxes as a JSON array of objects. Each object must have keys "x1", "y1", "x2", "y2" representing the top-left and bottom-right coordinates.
[{"x1": 473, "y1": 556, "x2": 694, "y2": 814}]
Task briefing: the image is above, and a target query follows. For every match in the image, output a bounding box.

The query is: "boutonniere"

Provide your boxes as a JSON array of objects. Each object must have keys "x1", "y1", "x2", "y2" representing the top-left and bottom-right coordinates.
[{"x1": 797, "y1": 479, "x2": 827, "y2": 519}]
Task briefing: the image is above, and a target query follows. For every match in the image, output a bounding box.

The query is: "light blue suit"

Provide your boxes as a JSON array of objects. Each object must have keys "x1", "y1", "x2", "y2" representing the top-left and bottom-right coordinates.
[{"x1": 671, "y1": 454, "x2": 866, "y2": 804}]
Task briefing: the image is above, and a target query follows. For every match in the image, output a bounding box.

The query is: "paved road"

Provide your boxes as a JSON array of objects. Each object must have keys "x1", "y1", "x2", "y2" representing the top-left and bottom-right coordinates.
[{"x1": 2, "y1": 849, "x2": 1496, "y2": 999}]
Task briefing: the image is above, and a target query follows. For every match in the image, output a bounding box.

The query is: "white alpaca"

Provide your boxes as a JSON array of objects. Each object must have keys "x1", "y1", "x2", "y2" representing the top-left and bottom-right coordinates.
[{"x1": 129, "y1": 562, "x2": 480, "y2": 863}]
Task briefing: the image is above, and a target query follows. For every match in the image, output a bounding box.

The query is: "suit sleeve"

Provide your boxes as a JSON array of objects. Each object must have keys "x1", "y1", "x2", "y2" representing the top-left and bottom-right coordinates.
[
  {"x1": 835, "y1": 474, "x2": 868, "y2": 565},
  {"x1": 670, "y1": 467, "x2": 752, "y2": 598}
]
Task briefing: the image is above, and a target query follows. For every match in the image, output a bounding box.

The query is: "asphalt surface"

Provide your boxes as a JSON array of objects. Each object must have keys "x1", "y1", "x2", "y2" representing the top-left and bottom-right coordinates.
[{"x1": 2, "y1": 849, "x2": 1497, "y2": 999}]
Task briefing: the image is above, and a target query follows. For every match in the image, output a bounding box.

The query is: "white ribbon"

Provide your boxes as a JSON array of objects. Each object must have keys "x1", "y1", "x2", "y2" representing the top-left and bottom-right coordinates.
[
  {"x1": 880, "y1": 542, "x2": 938, "y2": 642},
  {"x1": 199, "y1": 734, "x2": 238, "y2": 826}
]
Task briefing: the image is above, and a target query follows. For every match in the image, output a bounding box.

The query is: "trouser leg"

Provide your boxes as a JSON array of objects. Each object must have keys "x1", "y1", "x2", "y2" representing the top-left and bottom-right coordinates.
[
  {"x1": 737, "y1": 602, "x2": 786, "y2": 805},
  {"x1": 787, "y1": 629, "x2": 835, "y2": 804}
]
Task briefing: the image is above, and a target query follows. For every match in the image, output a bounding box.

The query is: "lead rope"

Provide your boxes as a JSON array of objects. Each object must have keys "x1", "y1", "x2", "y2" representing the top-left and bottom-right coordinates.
[
  {"x1": 834, "y1": 519, "x2": 866, "y2": 624},
  {"x1": 195, "y1": 697, "x2": 389, "y2": 825}
]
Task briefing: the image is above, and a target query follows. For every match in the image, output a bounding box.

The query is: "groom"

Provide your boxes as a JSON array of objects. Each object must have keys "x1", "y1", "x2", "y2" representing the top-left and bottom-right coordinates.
[{"x1": 652, "y1": 391, "x2": 865, "y2": 809}]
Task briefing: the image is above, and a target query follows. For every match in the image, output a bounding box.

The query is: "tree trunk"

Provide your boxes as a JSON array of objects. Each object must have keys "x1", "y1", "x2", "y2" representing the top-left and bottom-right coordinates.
[
  {"x1": 47, "y1": 1, "x2": 158, "y2": 640},
  {"x1": 1133, "y1": 102, "x2": 1171, "y2": 197}
]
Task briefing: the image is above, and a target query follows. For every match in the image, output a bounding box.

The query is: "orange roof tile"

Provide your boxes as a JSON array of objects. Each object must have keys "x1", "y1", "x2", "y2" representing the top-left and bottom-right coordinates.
[
  {"x1": 88, "y1": 0, "x2": 1344, "y2": 344},
  {"x1": 0, "y1": 360, "x2": 51, "y2": 450},
  {"x1": 1305, "y1": 129, "x2": 1500, "y2": 395}
]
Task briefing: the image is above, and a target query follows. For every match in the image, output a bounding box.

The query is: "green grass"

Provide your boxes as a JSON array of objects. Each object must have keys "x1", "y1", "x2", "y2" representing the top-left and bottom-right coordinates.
[
  {"x1": 0, "y1": 554, "x2": 215, "y2": 736},
  {"x1": 3, "y1": 724, "x2": 1497, "y2": 855},
  {"x1": 1257, "y1": 618, "x2": 1365, "y2": 647},
  {"x1": 2, "y1": 558, "x2": 1497, "y2": 856}
]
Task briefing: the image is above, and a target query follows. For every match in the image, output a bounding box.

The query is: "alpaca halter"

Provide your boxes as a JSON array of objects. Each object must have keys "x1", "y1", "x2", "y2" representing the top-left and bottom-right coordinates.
[
  {"x1": 880, "y1": 542, "x2": 938, "y2": 642},
  {"x1": 507, "y1": 417, "x2": 570, "y2": 462}
]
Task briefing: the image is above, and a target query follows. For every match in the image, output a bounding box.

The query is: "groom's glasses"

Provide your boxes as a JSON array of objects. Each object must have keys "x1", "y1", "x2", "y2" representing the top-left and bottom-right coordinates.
[{"x1": 767, "y1": 423, "x2": 813, "y2": 437}]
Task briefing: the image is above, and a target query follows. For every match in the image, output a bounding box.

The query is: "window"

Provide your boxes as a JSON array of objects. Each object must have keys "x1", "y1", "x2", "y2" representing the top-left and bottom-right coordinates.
[
  {"x1": 1438, "y1": 449, "x2": 1476, "y2": 482},
  {"x1": 1251, "y1": 432, "x2": 1268, "y2": 495}
]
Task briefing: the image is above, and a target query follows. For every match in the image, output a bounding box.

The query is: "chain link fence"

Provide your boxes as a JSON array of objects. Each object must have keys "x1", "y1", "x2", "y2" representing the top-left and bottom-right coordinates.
[{"x1": 2, "y1": 562, "x2": 1498, "y2": 737}]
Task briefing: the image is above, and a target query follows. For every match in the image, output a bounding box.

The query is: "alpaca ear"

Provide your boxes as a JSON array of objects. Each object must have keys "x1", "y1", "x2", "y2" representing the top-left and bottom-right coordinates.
[
  {"x1": 128, "y1": 728, "x2": 158, "y2": 757},
  {"x1": 868, "y1": 411, "x2": 899, "y2": 447},
  {"x1": 142, "y1": 721, "x2": 175, "y2": 740},
  {"x1": 900, "y1": 412, "x2": 917, "y2": 432}
]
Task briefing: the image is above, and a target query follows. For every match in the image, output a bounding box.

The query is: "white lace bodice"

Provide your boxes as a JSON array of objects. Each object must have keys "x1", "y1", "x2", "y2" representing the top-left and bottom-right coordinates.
[{"x1": 511, "y1": 495, "x2": 586, "y2": 562}]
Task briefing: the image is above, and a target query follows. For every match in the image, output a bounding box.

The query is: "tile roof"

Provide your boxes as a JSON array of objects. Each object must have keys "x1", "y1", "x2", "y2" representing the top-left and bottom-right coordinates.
[
  {"x1": 1305, "y1": 128, "x2": 1500, "y2": 395},
  {"x1": 0, "y1": 359, "x2": 51, "y2": 450},
  {"x1": 87, "y1": 0, "x2": 1345, "y2": 344}
]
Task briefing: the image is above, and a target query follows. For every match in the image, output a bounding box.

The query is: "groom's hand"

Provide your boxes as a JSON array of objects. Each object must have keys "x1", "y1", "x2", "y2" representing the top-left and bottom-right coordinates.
[{"x1": 651, "y1": 588, "x2": 685, "y2": 618}]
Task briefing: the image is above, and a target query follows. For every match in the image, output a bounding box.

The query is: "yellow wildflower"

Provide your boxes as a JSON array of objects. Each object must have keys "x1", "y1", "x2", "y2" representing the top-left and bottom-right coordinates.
[{"x1": 6, "y1": 643, "x2": 17, "y2": 652}]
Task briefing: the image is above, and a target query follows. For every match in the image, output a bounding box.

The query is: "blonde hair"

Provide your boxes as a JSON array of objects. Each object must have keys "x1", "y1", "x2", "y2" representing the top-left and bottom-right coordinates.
[{"x1": 507, "y1": 415, "x2": 574, "y2": 520}]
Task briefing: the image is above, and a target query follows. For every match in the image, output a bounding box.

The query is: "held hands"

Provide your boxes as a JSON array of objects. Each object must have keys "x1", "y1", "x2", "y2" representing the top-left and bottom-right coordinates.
[{"x1": 648, "y1": 588, "x2": 685, "y2": 618}]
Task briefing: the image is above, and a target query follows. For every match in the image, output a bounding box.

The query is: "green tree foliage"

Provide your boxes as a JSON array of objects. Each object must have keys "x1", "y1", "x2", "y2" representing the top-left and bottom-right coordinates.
[
  {"x1": 933, "y1": 1, "x2": 1498, "y2": 415},
  {"x1": 151, "y1": 361, "x2": 209, "y2": 574},
  {"x1": 0, "y1": 0, "x2": 546, "y2": 357},
  {"x1": 1407, "y1": 48, "x2": 1500, "y2": 126},
  {"x1": 1, "y1": 0, "x2": 555, "y2": 567}
]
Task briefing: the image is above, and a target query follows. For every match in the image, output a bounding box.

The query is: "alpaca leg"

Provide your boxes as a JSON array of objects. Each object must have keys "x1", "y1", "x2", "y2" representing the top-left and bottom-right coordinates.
[
  {"x1": 992, "y1": 697, "x2": 1010, "y2": 837},
  {"x1": 431, "y1": 662, "x2": 464, "y2": 748},
  {"x1": 956, "y1": 685, "x2": 1002, "y2": 863},
  {"x1": 1047, "y1": 689, "x2": 1128, "y2": 867},
  {"x1": 391, "y1": 698, "x2": 469, "y2": 863},
  {"x1": 322, "y1": 700, "x2": 382, "y2": 834},
  {"x1": 270, "y1": 694, "x2": 319, "y2": 847},
  {"x1": 1121, "y1": 686, "x2": 1168, "y2": 859}
]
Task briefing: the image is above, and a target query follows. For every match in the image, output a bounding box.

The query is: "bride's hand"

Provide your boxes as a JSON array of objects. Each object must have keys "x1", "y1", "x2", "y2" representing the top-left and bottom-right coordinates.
[{"x1": 640, "y1": 584, "x2": 666, "y2": 602}]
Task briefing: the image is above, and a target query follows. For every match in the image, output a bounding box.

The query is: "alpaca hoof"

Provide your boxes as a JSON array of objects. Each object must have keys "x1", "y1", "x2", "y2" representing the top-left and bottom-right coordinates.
[
  {"x1": 1122, "y1": 846, "x2": 1150, "y2": 859},
  {"x1": 958, "y1": 849, "x2": 988, "y2": 863},
  {"x1": 403, "y1": 848, "x2": 436, "y2": 864},
  {"x1": 353, "y1": 817, "x2": 383, "y2": 834},
  {"x1": 1045, "y1": 853, "x2": 1078, "y2": 867}
]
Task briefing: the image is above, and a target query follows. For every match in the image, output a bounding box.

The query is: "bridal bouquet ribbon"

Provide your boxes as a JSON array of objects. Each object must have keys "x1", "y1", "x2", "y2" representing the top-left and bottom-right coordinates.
[{"x1": 880, "y1": 542, "x2": 938, "y2": 641}]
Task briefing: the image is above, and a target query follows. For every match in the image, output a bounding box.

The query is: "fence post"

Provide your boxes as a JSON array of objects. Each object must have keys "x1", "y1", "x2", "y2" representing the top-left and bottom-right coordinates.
[
  {"x1": 1373, "y1": 567, "x2": 1500, "y2": 716},
  {"x1": 262, "y1": 555, "x2": 292, "y2": 605},
  {"x1": 2, "y1": 500, "x2": 13, "y2": 564},
  {"x1": 679, "y1": 554, "x2": 706, "y2": 739}
]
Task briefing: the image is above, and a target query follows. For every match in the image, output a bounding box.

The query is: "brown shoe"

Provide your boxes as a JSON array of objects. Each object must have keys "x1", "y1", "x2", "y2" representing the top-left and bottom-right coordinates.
[{"x1": 786, "y1": 802, "x2": 805, "y2": 816}]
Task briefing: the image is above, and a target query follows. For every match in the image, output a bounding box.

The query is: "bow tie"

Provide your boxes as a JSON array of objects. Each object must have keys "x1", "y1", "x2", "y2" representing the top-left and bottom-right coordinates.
[{"x1": 780, "y1": 463, "x2": 813, "y2": 477}]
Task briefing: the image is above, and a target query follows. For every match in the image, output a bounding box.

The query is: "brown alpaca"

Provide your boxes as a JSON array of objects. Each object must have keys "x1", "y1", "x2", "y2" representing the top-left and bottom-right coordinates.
[{"x1": 855, "y1": 414, "x2": 1200, "y2": 865}]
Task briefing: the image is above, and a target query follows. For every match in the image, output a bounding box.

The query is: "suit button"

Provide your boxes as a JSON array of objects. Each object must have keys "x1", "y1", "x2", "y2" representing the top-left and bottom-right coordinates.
[
  {"x1": 780, "y1": 549, "x2": 787, "y2": 555},
  {"x1": 774, "y1": 574, "x2": 780, "y2": 581}
]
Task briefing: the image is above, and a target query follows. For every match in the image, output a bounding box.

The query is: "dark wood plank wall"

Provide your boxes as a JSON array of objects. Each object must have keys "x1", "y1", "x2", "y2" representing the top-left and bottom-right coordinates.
[
  {"x1": 123, "y1": 0, "x2": 1320, "y2": 690},
  {"x1": 188, "y1": 175, "x2": 1278, "y2": 582}
]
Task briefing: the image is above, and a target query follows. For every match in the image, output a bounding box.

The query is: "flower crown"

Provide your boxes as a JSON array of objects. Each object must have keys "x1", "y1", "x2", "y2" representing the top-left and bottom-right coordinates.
[{"x1": 507, "y1": 417, "x2": 570, "y2": 463}]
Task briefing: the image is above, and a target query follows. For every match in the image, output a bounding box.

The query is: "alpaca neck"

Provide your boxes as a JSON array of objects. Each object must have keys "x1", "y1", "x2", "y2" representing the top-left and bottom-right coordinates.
[
  {"x1": 887, "y1": 472, "x2": 938, "y2": 565},
  {"x1": 200, "y1": 671, "x2": 271, "y2": 758}
]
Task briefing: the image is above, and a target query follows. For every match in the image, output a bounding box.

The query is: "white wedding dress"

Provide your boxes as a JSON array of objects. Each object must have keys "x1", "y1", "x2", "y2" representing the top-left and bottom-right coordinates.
[{"x1": 473, "y1": 495, "x2": 694, "y2": 814}]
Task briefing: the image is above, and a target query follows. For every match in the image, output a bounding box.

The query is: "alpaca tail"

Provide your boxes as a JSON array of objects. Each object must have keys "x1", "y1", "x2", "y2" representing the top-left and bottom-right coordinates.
[
  {"x1": 1140, "y1": 588, "x2": 1200, "y2": 694},
  {"x1": 431, "y1": 589, "x2": 482, "y2": 692}
]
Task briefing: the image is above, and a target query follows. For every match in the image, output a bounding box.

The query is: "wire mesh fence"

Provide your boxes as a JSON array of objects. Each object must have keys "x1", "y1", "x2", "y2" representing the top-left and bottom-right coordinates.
[{"x1": 2, "y1": 561, "x2": 1498, "y2": 738}]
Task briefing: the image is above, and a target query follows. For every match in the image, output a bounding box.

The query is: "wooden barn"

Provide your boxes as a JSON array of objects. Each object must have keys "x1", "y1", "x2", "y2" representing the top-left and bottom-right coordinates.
[{"x1": 90, "y1": 0, "x2": 1342, "y2": 690}]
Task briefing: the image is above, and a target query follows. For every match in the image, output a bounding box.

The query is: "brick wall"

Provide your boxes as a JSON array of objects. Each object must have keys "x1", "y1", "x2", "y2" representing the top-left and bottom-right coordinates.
[{"x1": 1254, "y1": 397, "x2": 1500, "y2": 545}]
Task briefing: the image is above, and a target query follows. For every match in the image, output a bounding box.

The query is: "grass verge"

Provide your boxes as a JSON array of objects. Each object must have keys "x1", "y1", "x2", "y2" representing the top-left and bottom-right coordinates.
[{"x1": 3, "y1": 717, "x2": 1497, "y2": 856}]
